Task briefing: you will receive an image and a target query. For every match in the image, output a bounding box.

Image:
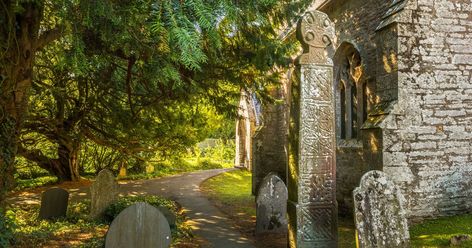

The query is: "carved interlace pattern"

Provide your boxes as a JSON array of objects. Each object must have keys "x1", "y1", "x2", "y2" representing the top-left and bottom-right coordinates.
[{"x1": 294, "y1": 10, "x2": 337, "y2": 247}]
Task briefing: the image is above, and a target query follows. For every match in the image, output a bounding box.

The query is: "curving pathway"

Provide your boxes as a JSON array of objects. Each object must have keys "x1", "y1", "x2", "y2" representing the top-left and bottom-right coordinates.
[
  {"x1": 7, "y1": 168, "x2": 255, "y2": 248},
  {"x1": 132, "y1": 168, "x2": 255, "y2": 248}
]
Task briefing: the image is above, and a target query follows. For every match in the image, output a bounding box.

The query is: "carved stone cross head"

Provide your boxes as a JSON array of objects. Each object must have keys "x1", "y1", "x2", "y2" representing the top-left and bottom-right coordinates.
[{"x1": 297, "y1": 10, "x2": 335, "y2": 65}]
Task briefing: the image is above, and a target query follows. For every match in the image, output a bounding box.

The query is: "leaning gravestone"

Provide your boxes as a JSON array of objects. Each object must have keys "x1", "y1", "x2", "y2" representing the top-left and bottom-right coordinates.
[
  {"x1": 39, "y1": 188, "x2": 69, "y2": 220},
  {"x1": 353, "y1": 170, "x2": 410, "y2": 248},
  {"x1": 105, "y1": 202, "x2": 172, "y2": 248},
  {"x1": 90, "y1": 169, "x2": 119, "y2": 218},
  {"x1": 256, "y1": 173, "x2": 288, "y2": 234}
]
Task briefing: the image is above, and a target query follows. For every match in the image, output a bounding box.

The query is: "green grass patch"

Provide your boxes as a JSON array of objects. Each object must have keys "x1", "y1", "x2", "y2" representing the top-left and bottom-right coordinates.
[
  {"x1": 338, "y1": 217, "x2": 356, "y2": 248},
  {"x1": 14, "y1": 176, "x2": 58, "y2": 191},
  {"x1": 410, "y1": 214, "x2": 472, "y2": 247},
  {"x1": 9, "y1": 200, "x2": 107, "y2": 247},
  {"x1": 201, "y1": 169, "x2": 255, "y2": 216},
  {"x1": 6, "y1": 195, "x2": 194, "y2": 247}
]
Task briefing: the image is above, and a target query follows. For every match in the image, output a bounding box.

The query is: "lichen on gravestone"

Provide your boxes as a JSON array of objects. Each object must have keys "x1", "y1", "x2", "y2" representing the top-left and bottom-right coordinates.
[
  {"x1": 255, "y1": 173, "x2": 288, "y2": 234},
  {"x1": 90, "y1": 169, "x2": 119, "y2": 219},
  {"x1": 353, "y1": 170, "x2": 410, "y2": 248}
]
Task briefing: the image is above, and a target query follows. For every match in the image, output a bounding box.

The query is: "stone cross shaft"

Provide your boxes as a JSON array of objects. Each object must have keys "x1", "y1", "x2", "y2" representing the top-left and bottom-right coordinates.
[{"x1": 288, "y1": 10, "x2": 338, "y2": 248}]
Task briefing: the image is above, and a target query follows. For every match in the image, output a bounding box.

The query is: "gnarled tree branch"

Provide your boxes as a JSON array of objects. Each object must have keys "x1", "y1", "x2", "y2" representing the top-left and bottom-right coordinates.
[{"x1": 35, "y1": 25, "x2": 65, "y2": 50}]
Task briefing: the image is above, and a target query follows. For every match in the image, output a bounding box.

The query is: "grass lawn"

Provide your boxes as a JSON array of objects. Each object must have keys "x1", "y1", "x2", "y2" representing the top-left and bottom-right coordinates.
[
  {"x1": 14, "y1": 176, "x2": 59, "y2": 191},
  {"x1": 200, "y1": 169, "x2": 257, "y2": 240},
  {"x1": 410, "y1": 215, "x2": 472, "y2": 247},
  {"x1": 201, "y1": 169, "x2": 472, "y2": 248}
]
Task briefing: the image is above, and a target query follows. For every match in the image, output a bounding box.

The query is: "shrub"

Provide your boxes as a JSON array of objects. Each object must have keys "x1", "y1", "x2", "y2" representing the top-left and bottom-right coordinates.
[
  {"x1": 103, "y1": 195, "x2": 177, "y2": 224},
  {"x1": 14, "y1": 176, "x2": 58, "y2": 191},
  {"x1": 102, "y1": 195, "x2": 192, "y2": 242},
  {"x1": 0, "y1": 209, "x2": 15, "y2": 247},
  {"x1": 198, "y1": 139, "x2": 235, "y2": 163},
  {"x1": 67, "y1": 200, "x2": 91, "y2": 223},
  {"x1": 197, "y1": 158, "x2": 224, "y2": 170}
]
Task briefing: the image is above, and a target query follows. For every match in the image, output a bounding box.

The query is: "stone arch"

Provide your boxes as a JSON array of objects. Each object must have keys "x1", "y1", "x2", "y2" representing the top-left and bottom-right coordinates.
[
  {"x1": 234, "y1": 89, "x2": 258, "y2": 170},
  {"x1": 333, "y1": 42, "x2": 366, "y2": 141}
]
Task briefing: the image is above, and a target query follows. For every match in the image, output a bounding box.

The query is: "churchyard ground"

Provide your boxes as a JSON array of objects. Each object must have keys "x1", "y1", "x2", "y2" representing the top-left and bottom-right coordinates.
[{"x1": 201, "y1": 170, "x2": 472, "y2": 248}]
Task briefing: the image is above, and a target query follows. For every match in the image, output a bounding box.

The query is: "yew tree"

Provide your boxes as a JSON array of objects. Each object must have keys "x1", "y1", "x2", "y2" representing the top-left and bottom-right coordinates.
[{"x1": 0, "y1": 0, "x2": 311, "y2": 204}]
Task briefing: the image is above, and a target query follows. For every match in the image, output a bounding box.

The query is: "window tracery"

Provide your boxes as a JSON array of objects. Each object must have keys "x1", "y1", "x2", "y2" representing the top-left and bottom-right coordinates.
[{"x1": 334, "y1": 43, "x2": 365, "y2": 140}]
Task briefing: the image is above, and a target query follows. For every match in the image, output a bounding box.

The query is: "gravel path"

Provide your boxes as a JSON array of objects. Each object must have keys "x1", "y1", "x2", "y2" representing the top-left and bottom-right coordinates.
[{"x1": 7, "y1": 168, "x2": 256, "y2": 248}]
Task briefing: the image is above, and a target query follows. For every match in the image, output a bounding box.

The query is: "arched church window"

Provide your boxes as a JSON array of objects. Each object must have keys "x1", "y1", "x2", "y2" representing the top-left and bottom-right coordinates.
[
  {"x1": 334, "y1": 43, "x2": 365, "y2": 141},
  {"x1": 351, "y1": 81, "x2": 358, "y2": 138},
  {"x1": 339, "y1": 82, "x2": 346, "y2": 139}
]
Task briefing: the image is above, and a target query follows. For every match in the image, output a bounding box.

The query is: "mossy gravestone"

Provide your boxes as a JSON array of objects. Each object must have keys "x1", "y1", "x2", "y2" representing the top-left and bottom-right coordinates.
[
  {"x1": 90, "y1": 169, "x2": 119, "y2": 219},
  {"x1": 39, "y1": 188, "x2": 69, "y2": 220},
  {"x1": 353, "y1": 170, "x2": 410, "y2": 248},
  {"x1": 256, "y1": 173, "x2": 288, "y2": 234},
  {"x1": 105, "y1": 202, "x2": 172, "y2": 248}
]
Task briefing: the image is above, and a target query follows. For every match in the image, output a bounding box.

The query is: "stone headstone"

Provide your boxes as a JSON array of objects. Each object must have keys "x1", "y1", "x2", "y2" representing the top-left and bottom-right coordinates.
[
  {"x1": 157, "y1": 206, "x2": 176, "y2": 229},
  {"x1": 450, "y1": 235, "x2": 471, "y2": 246},
  {"x1": 118, "y1": 166, "x2": 127, "y2": 178},
  {"x1": 90, "y1": 169, "x2": 119, "y2": 218},
  {"x1": 353, "y1": 170, "x2": 410, "y2": 248},
  {"x1": 39, "y1": 188, "x2": 69, "y2": 220},
  {"x1": 256, "y1": 173, "x2": 288, "y2": 234},
  {"x1": 105, "y1": 202, "x2": 172, "y2": 248}
]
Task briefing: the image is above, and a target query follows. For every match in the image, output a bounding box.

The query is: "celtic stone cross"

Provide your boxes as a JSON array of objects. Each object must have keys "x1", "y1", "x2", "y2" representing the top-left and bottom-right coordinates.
[{"x1": 287, "y1": 10, "x2": 337, "y2": 248}]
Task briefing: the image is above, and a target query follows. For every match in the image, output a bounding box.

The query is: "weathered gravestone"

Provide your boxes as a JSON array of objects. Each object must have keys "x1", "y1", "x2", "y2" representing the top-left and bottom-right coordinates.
[
  {"x1": 157, "y1": 206, "x2": 176, "y2": 229},
  {"x1": 90, "y1": 169, "x2": 119, "y2": 218},
  {"x1": 105, "y1": 202, "x2": 171, "y2": 248},
  {"x1": 353, "y1": 170, "x2": 410, "y2": 248},
  {"x1": 256, "y1": 173, "x2": 288, "y2": 234},
  {"x1": 39, "y1": 188, "x2": 69, "y2": 220}
]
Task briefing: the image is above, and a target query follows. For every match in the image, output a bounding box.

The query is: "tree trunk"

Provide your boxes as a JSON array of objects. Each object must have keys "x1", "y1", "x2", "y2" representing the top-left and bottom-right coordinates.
[
  {"x1": 19, "y1": 139, "x2": 81, "y2": 182},
  {"x1": 0, "y1": 2, "x2": 43, "y2": 205},
  {"x1": 56, "y1": 143, "x2": 81, "y2": 181},
  {"x1": 0, "y1": 117, "x2": 17, "y2": 205}
]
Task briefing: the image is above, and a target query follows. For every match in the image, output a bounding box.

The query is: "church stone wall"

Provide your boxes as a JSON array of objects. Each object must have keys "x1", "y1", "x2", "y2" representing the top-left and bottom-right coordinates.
[
  {"x1": 323, "y1": 0, "x2": 395, "y2": 105},
  {"x1": 322, "y1": 0, "x2": 392, "y2": 215},
  {"x1": 252, "y1": 86, "x2": 288, "y2": 195},
  {"x1": 382, "y1": 0, "x2": 472, "y2": 220}
]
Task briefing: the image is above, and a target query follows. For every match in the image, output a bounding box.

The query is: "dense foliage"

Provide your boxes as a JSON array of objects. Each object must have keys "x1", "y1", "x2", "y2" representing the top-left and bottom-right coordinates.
[
  {"x1": 0, "y1": 209, "x2": 15, "y2": 247},
  {"x1": 103, "y1": 195, "x2": 177, "y2": 224},
  {"x1": 0, "y1": 0, "x2": 312, "y2": 203}
]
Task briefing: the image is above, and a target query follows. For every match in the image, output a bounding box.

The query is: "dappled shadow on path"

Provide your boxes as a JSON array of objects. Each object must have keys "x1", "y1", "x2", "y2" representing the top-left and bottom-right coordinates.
[
  {"x1": 6, "y1": 179, "x2": 92, "y2": 207},
  {"x1": 6, "y1": 168, "x2": 254, "y2": 248}
]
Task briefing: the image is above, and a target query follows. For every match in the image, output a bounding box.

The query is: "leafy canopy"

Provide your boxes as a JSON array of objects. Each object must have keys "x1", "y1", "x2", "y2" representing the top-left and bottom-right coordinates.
[{"x1": 10, "y1": 0, "x2": 313, "y2": 177}]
